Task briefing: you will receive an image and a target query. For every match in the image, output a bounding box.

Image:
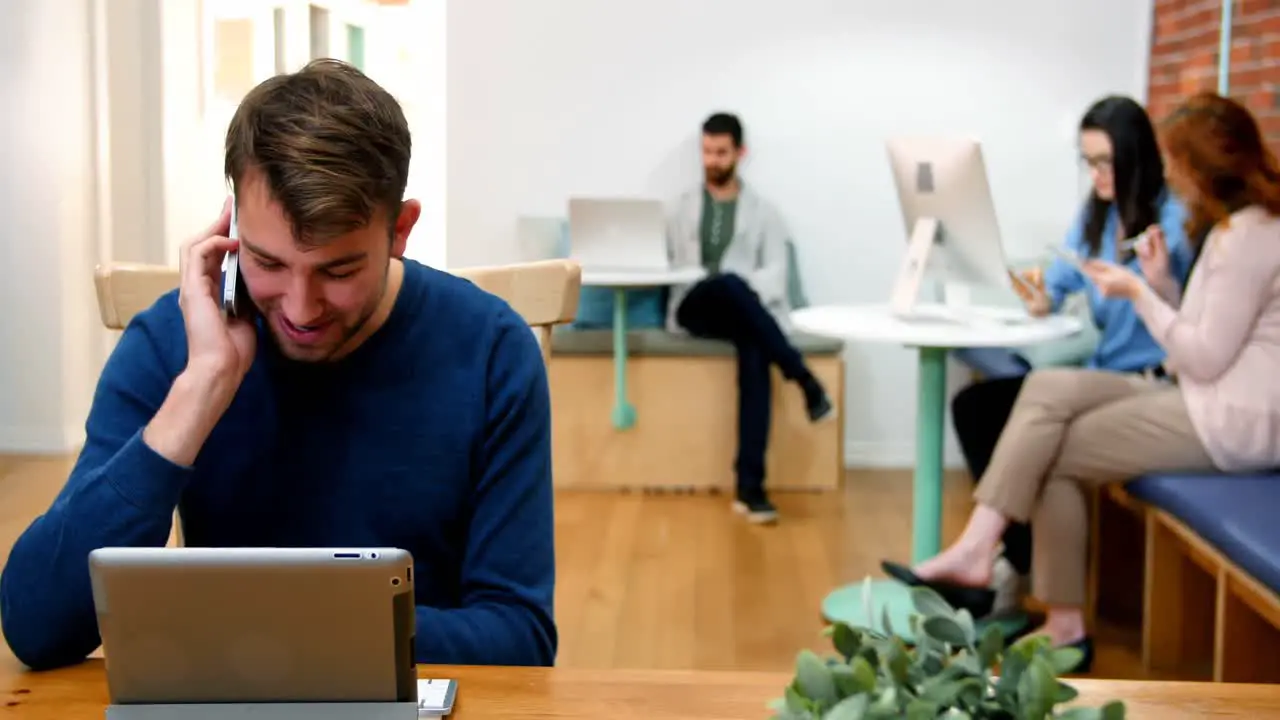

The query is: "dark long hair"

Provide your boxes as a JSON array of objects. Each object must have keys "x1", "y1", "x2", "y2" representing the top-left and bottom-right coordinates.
[
  {"x1": 1079, "y1": 96, "x2": 1167, "y2": 257},
  {"x1": 1161, "y1": 92, "x2": 1280, "y2": 245}
]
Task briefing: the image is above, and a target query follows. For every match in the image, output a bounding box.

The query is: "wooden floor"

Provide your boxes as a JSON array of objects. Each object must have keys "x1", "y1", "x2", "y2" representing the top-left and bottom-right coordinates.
[{"x1": 0, "y1": 455, "x2": 1151, "y2": 678}]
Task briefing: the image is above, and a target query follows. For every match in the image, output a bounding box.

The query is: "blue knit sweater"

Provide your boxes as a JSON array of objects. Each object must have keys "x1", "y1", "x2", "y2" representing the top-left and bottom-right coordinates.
[{"x1": 0, "y1": 259, "x2": 557, "y2": 670}]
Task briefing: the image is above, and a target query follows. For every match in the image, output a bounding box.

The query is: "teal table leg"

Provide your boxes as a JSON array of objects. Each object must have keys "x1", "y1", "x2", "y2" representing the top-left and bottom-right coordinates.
[
  {"x1": 821, "y1": 345, "x2": 1029, "y2": 642},
  {"x1": 913, "y1": 346, "x2": 947, "y2": 563},
  {"x1": 610, "y1": 289, "x2": 637, "y2": 430}
]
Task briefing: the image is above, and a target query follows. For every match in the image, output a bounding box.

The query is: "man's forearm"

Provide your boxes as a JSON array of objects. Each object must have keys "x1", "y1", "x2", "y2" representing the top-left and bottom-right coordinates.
[
  {"x1": 1, "y1": 431, "x2": 192, "y2": 670},
  {"x1": 413, "y1": 602, "x2": 557, "y2": 667},
  {"x1": 142, "y1": 367, "x2": 238, "y2": 467}
]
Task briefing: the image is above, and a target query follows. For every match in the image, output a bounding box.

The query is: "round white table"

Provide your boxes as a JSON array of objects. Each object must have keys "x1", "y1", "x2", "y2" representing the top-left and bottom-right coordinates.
[
  {"x1": 790, "y1": 301, "x2": 1082, "y2": 636},
  {"x1": 580, "y1": 266, "x2": 707, "y2": 430}
]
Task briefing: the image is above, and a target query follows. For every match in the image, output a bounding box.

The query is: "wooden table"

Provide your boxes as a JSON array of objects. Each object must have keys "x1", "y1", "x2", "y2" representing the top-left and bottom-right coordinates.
[{"x1": 5, "y1": 659, "x2": 1280, "y2": 718}]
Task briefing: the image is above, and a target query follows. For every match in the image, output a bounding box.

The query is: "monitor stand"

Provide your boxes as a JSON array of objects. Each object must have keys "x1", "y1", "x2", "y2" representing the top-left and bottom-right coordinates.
[
  {"x1": 889, "y1": 217, "x2": 939, "y2": 318},
  {"x1": 890, "y1": 218, "x2": 1017, "y2": 328},
  {"x1": 106, "y1": 702, "x2": 420, "y2": 720}
]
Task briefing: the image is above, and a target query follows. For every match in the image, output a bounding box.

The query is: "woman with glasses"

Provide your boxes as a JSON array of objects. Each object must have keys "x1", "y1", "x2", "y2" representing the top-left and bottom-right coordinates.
[{"x1": 947, "y1": 95, "x2": 1196, "y2": 615}]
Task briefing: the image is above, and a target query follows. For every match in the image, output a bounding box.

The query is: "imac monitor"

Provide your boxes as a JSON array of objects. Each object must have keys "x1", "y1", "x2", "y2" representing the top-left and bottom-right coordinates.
[
  {"x1": 885, "y1": 136, "x2": 1014, "y2": 317},
  {"x1": 89, "y1": 546, "x2": 417, "y2": 711},
  {"x1": 567, "y1": 197, "x2": 671, "y2": 272}
]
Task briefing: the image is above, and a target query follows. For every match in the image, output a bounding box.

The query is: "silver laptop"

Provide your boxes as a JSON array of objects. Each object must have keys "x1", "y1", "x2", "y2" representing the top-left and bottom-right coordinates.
[
  {"x1": 567, "y1": 197, "x2": 671, "y2": 272},
  {"x1": 89, "y1": 546, "x2": 418, "y2": 719}
]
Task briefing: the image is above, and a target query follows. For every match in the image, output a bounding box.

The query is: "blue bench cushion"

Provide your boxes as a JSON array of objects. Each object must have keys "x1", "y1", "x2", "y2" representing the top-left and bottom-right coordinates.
[
  {"x1": 571, "y1": 286, "x2": 668, "y2": 330},
  {"x1": 551, "y1": 328, "x2": 844, "y2": 357},
  {"x1": 1127, "y1": 472, "x2": 1280, "y2": 594}
]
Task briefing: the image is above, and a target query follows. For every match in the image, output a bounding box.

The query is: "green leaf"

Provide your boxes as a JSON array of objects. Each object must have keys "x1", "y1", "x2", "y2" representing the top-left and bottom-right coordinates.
[
  {"x1": 1054, "y1": 680, "x2": 1079, "y2": 704},
  {"x1": 796, "y1": 650, "x2": 838, "y2": 705},
  {"x1": 949, "y1": 649, "x2": 982, "y2": 675},
  {"x1": 829, "y1": 665, "x2": 856, "y2": 696},
  {"x1": 1047, "y1": 645, "x2": 1085, "y2": 675},
  {"x1": 996, "y1": 649, "x2": 1028, "y2": 696},
  {"x1": 785, "y1": 682, "x2": 810, "y2": 713},
  {"x1": 1100, "y1": 700, "x2": 1127, "y2": 720},
  {"x1": 977, "y1": 622, "x2": 1004, "y2": 670},
  {"x1": 1008, "y1": 631, "x2": 1052, "y2": 659},
  {"x1": 954, "y1": 608, "x2": 977, "y2": 646},
  {"x1": 884, "y1": 639, "x2": 912, "y2": 686},
  {"x1": 1017, "y1": 655, "x2": 1058, "y2": 720},
  {"x1": 918, "y1": 651, "x2": 945, "y2": 677},
  {"x1": 832, "y1": 623, "x2": 862, "y2": 661},
  {"x1": 954, "y1": 677, "x2": 986, "y2": 707},
  {"x1": 849, "y1": 656, "x2": 878, "y2": 693},
  {"x1": 905, "y1": 698, "x2": 940, "y2": 720},
  {"x1": 918, "y1": 675, "x2": 962, "y2": 705},
  {"x1": 880, "y1": 603, "x2": 895, "y2": 637},
  {"x1": 922, "y1": 616, "x2": 968, "y2": 647},
  {"x1": 822, "y1": 694, "x2": 870, "y2": 720},
  {"x1": 910, "y1": 585, "x2": 956, "y2": 618},
  {"x1": 869, "y1": 684, "x2": 899, "y2": 714}
]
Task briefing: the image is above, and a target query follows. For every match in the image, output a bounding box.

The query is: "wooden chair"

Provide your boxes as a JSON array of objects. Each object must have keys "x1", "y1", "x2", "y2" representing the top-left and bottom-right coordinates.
[
  {"x1": 94, "y1": 259, "x2": 581, "y2": 361},
  {"x1": 91, "y1": 257, "x2": 582, "y2": 548}
]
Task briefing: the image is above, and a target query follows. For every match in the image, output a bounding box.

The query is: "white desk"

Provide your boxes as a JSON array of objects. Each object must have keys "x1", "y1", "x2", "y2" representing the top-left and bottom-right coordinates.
[
  {"x1": 791, "y1": 302, "x2": 1082, "y2": 635},
  {"x1": 580, "y1": 266, "x2": 708, "y2": 429}
]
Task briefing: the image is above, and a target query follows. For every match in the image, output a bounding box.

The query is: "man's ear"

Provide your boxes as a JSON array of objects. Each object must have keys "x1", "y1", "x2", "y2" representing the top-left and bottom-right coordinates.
[{"x1": 391, "y1": 200, "x2": 422, "y2": 258}]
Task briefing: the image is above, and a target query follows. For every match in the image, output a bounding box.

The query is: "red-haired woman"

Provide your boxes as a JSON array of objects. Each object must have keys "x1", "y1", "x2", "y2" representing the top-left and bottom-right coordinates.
[{"x1": 882, "y1": 92, "x2": 1280, "y2": 672}]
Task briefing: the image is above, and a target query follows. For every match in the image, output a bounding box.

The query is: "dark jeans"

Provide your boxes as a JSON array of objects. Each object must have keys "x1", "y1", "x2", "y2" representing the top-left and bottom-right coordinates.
[
  {"x1": 675, "y1": 273, "x2": 811, "y2": 495},
  {"x1": 951, "y1": 375, "x2": 1032, "y2": 575}
]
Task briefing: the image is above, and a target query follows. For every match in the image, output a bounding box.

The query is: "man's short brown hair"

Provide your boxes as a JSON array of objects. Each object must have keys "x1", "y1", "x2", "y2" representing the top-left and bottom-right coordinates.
[{"x1": 224, "y1": 59, "x2": 411, "y2": 244}]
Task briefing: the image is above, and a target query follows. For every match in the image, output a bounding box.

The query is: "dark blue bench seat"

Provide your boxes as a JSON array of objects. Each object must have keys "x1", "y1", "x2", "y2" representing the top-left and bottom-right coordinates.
[{"x1": 1127, "y1": 471, "x2": 1280, "y2": 595}]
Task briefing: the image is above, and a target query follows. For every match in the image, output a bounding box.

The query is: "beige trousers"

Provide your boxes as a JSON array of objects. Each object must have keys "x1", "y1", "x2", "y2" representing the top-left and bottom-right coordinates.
[{"x1": 972, "y1": 368, "x2": 1216, "y2": 607}]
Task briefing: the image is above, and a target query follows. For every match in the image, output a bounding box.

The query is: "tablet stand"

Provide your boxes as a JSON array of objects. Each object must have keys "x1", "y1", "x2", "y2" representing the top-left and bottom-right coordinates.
[{"x1": 106, "y1": 701, "x2": 420, "y2": 720}]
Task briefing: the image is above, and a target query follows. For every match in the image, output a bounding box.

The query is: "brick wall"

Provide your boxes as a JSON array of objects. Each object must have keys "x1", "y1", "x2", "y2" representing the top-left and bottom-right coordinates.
[{"x1": 1147, "y1": 0, "x2": 1280, "y2": 147}]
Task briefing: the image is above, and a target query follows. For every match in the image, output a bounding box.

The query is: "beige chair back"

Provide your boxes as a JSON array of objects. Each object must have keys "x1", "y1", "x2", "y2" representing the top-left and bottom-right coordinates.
[
  {"x1": 94, "y1": 259, "x2": 581, "y2": 361},
  {"x1": 91, "y1": 257, "x2": 582, "y2": 548}
]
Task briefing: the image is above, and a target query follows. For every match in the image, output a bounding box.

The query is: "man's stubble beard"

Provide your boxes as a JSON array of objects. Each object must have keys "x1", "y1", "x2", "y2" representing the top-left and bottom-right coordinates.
[
  {"x1": 705, "y1": 163, "x2": 736, "y2": 188},
  {"x1": 271, "y1": 265, "x2": 390, "y2": 363}
]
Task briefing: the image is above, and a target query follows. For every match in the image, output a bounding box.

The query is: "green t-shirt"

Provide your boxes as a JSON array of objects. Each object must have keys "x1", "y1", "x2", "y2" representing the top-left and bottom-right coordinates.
[{"x1": 699, "y1": 188, "x2": 737, "y2": 273}]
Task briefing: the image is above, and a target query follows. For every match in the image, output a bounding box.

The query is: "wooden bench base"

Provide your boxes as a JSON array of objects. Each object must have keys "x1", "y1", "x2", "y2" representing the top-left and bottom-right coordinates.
[
  {"x1": 1144, "y1": 508, "x2": 1280, "y2": 682},
  {"x1": 1092, "y1": 486, "x2": 1280, "y2": 683},
  {"x1": 548, "y1": 354, "x2": 844, "y2": 492}
]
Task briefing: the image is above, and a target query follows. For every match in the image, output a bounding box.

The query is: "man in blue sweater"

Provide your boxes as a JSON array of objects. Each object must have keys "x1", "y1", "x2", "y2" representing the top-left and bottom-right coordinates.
[{"x1": 0, "y1": 59, "x2": 557, "y2": 671}]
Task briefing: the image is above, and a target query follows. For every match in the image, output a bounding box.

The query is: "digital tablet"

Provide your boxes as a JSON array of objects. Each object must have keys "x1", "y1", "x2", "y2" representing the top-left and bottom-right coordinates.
[{"x1": 89, "y1": 546, "x2": 416, "y2": 707}]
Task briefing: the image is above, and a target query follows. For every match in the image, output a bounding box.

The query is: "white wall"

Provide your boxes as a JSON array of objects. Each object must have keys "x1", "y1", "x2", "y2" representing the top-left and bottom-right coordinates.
[
  {"x1": 0, "y1": 0, "x2": 445, "y2": 453},
  {"x1": 0, "y1": 0, "x2": 109, "y2": 452},
  {"x1": 159, "y1": 0, "x2": 447, "y2": 269},
  {"x1": 447, "y1": 0, "x2": 1154, "y2": 468}
]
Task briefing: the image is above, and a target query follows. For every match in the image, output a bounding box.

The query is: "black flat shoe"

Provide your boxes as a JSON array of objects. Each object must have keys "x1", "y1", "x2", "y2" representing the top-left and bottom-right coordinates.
[{"x1": 881, "y1": 560, "x2": 996, "y2": 618}]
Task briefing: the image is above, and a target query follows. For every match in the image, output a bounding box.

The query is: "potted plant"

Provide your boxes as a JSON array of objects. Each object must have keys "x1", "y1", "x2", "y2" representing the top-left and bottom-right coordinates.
[{"x1": 769, "y1": 579, "x2": 1125, "y2": 719}]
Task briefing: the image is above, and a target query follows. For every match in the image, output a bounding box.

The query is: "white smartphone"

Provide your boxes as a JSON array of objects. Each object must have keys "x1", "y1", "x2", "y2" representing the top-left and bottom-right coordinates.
[
  {"x1": 220, "y1": 199, "x2": 250, "y2": 319},
  {"x1": 417, "y1": 678, "x2": 457, "y2": 716},
  {"x1": 1118, "y1": 230, "x2": 1149, "y2": 253}
]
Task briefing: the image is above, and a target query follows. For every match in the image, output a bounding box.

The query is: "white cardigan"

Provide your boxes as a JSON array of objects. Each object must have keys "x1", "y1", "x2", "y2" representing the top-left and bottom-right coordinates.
[{"x1": 663, "y1": 182, "x2": 793, "y2": 332}]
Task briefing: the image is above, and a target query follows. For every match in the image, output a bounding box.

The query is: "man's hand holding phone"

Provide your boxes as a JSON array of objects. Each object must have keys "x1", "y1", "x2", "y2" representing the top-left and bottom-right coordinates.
[
  {"x1": 1009, "y1": 266, "x2": 1051, "y2": 317},
  {"x1": 143, "y1": 197, "x2": 257, "y2": 467}
]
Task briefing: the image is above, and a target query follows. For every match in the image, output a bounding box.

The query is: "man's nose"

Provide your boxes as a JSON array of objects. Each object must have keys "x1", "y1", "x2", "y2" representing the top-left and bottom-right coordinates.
[{"x1": 282, "y1": 277, "x2": 324, "y2": 323}]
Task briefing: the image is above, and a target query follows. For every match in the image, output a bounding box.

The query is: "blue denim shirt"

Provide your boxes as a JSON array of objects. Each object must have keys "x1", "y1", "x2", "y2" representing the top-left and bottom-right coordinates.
[{"x1": 1044, "y1": 190, "x2": 1194, "y2": 372}]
